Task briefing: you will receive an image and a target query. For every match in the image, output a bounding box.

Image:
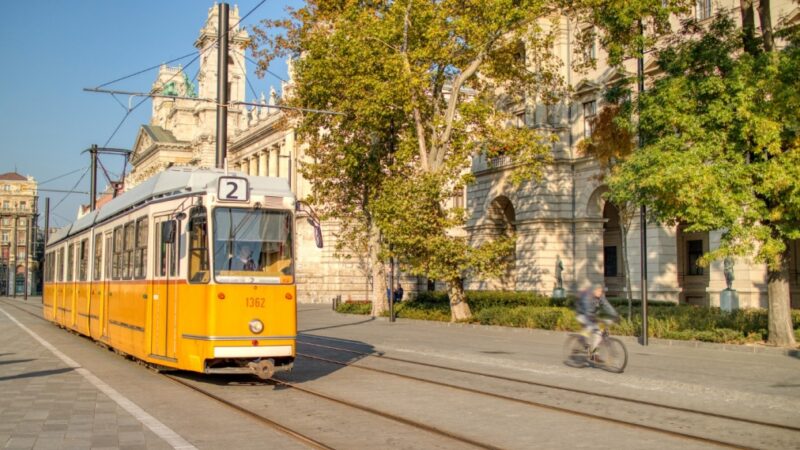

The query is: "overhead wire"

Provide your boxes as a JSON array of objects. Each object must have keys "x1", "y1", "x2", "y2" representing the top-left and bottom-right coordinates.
[
  {"x1": 38, "y1": 167, "x2": 88, "y2": 186},
  {"x1": 94, "y1": 51, "x2": 197, "y2": 89},
  {"x1": 49, "y1": 166, "x2": 90, "y2": 217},
  {"x1": 97, "y1": 0, "x2": 270, "y2": 148},
  {"x1": 244, "y1": 55, "x2": 287, "y2": 83}
]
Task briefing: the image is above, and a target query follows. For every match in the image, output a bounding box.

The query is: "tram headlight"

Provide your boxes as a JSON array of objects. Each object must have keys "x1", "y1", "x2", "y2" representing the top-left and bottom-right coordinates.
[{"x1": 249, "y1": 319, "x2": 264, "y2": 334}]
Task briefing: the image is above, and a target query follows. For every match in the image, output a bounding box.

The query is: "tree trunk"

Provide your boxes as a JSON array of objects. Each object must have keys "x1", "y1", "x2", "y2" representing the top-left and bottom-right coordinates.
[
  {"x1": 767, "y1": 251, "x2": 796, "y2": 347},
  {"x1": 757, "y1": 0, "x2": 774, "y2": 53},
  {"x1": 739, "y1": 0, "x2": 758, "y2": 55},
  {"x1": 369, "y1": 226, "x2": 389, "y2": 317},
  {"x1": 448, "y1": 278, "x2": 471, "y2": 321}
]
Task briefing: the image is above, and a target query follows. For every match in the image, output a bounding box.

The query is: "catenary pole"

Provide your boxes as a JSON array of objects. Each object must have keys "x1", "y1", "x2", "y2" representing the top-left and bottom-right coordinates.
[
  {"x1": 638, "y1": 20, "x2": 648, "y2": 346},
  {"x1": 216, "y1": 3, "x2": 230, "y2": 169},
  {"x1": 90, "y1": 144, "x2": 98, "y2": 211}
]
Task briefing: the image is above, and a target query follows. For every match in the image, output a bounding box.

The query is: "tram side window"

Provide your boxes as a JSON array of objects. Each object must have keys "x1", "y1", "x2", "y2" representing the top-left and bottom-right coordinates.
[
  {"x1": 189, "y1": 207, "x2": 209, "y2": 283},
  {"x1": 66, "y1": 243, "x2": 75, "y2": 282},
  {"x1": 123, "y1": 222, "x2": 134, "y2": 280},
  {"x1": 157, "y1": 220, "x2": 177, "y2": 277},
  {"x1": 112, "y1": 226, "x2": 123, "y2": 280},
  {"x1": 57, "y1": 248, "x2": 64, "y2": 282},
  {"x1": 134, "y1": 217, "x2": 148, "y2": 279},
  {"x1": 93, "y1": 234, "x2": 102, "y2": 281},
  {"x1": 78, "y1": 238, "x2": 89, "y2": 281}
]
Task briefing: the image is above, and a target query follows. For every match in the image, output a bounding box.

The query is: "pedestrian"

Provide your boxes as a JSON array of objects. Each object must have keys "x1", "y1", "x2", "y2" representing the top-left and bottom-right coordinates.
[{"x1": 394, "y1": 284, "x2": 404, "y2": 302}]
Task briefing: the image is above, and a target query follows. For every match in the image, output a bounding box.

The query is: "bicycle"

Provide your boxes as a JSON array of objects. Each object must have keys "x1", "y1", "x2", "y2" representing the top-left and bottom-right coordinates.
[{"x1": 563, "y1": 318, "x2": 628, "y2": 373}]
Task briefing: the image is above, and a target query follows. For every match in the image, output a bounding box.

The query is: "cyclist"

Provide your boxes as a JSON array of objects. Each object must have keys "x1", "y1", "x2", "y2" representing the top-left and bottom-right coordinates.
[{"x1": 575, "y1": 285, "x2": 619, "y2": 358}]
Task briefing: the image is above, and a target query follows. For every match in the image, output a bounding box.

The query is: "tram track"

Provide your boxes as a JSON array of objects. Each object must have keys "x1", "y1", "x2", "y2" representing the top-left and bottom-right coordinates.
[
  {"x1": 0, "y1": 299, "x2": 499, "y2": 449},
  {"x1": 297, "y1": 334, "x2": 800, "y2": 449},
  {"x1": 298, "y1": 334, "x2": 800, "y2": 433},
  {"x1": 5, "y1": 299, "x2": 794, "y2": 449}
]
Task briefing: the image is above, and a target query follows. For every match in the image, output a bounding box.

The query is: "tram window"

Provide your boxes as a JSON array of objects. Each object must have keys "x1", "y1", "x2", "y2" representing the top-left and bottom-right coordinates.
[
  {"x1": 134, "y1": 217, "x2": 148, "y2": 279},
  {"x1": 57, "y1": 248, "x2": 64, "y2": 282},
  {"x1": 123, "y1": 222, "x2": 135, "y2": 280},
  {"x1": 66, "y1": 243, "x2": 75, "y2": 282},
  {"x1": 112, "y1": 226, "x2": 123, "y2": 280},
  {"x1": 212, "y1": 208, "x2": 294, "y2": 283},
  {"x1": 158, "y1": 220, "x2": 177, "y2": 277},
  {"x1": 78, "y1": 238, "x2": 89, "y2": 281},
  {"x1": 189, "y1": 207, "x2": 209, "y2": 283},
  {"x1": 93, "y1": 234, "x2": 102, "y2": 281}
]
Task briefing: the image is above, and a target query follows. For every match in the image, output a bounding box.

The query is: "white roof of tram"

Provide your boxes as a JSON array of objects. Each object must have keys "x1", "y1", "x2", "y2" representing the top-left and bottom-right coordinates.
[{"x1": 48, "y1": 167, "x2": 294, "y2": 245}]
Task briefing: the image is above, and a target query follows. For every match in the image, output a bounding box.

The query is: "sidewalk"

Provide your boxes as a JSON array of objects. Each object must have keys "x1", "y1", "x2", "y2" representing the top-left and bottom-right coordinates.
[{"x1": 0, "y1": 298, "x2": 174, "y2": 450}]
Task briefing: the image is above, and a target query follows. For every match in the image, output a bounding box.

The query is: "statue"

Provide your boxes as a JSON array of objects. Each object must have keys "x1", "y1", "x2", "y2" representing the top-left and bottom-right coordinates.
[
  {"x1": 555, "y1": 255, "x2": 564, "y2": 290},
  {"x1": 723, "y1": 257, "x2": 734, "y2": 291}
]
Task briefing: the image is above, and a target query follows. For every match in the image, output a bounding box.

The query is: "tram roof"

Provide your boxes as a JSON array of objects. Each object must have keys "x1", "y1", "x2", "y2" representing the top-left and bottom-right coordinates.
[{"x1": 48, "y1": 167, "x2": 294, "y2": 245}]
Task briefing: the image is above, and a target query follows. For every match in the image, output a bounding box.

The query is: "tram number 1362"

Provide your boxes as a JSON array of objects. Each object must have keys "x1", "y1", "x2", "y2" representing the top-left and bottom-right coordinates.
[
  {"x1": 219, "y1": 177, "x2": 249, "y2": 202},
  {"x1": 246, "y1": 297, "x2": 266, "y2": 308}
]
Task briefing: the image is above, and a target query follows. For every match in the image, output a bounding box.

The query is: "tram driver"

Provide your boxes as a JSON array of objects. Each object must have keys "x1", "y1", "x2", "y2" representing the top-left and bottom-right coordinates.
[{"x1": 231, "y1": 244, "x2": 258, "y2": 271}]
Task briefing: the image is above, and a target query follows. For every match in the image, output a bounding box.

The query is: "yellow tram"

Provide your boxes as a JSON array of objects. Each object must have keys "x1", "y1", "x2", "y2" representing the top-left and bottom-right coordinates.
[{"x1": 42, "y1": 168, "x2": 317, "y2": 378}]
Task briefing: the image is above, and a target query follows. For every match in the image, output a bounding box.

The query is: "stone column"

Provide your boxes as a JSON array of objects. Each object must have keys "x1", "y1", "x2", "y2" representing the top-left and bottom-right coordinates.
[
  {"x1": 258, "y1": 151, "x2": 268, "y2": 176},
  {"x1": 249, "y1": 156, "x2": 259, "y2": 176},
  {"x1": 270, "y1": 146, "x2": 279, "y2": 177},
  {"x1": 240, "y1": 159, "x2": 249, "y2": 175}
]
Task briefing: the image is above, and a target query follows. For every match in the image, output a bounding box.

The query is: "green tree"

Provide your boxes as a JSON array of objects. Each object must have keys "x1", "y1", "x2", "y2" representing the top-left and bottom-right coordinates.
[
  {"x1": 252, "y1": 0, "x2": 562, "y2": 320},
  {"x1": 606, "y1": 17, "x2": 799, "y2": 346}
]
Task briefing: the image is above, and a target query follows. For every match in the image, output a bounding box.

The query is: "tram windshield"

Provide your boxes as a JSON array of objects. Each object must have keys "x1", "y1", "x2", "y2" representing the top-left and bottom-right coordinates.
[{"x1": 213, "y1": 208, "x2": 293, "y2": 283}]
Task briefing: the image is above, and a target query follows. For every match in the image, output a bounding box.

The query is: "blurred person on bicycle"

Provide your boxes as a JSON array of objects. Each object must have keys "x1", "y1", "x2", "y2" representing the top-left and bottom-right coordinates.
[{"x1": 576, "y1": 285, "x2": 619, "y2": 358}]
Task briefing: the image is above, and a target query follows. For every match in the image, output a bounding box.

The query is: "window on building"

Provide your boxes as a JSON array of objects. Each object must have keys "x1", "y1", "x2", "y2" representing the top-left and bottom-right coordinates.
[
  {"x1": 583, "y1": 27, "x2": 597, "y2": 62},
  {"x1": 2, "y1": 201, "x2": 9, "y2": 210},
  {"x1": 1, "y1": 245, "x2": 8, "y2": 261},
  {"x1": 2, "y1": 217, "x2": 9, "y2": 226},
  {"x1": 18, "y1": 217, "x2": 26, "y2": 226},
  {"x1": 66, "y1": 243, "x2": 74, "y2": 282},
  {"x1": 78, "y1": 238, "x2": 89, "y2": 281},
  {"x1": 19, "y1": 201, "x2": 26, "y2": 211},
  {"x1": 93, "y1": 233, "x2": 103, "y2": 281},
  {"x1": 134, "y1": 217, "x2": 148, "y2": 279},
  {"x1": 17, "y1": 246, "x2": 26, "y2": 260},
  {"x1": 452, "y1": 189, "x2": 465, "y2": 210},
  {"x1": 686, "y1": 239, "x2": 704, "y2": 275},
  {"x1": 514, "y1": 110, "x2": 527, "y2": 128},
  {"x1": 583, "y1": 100, "x2": 597, "y2": 138},
  {"x1": 17, "y1": 231, "x2": 25, "y2": 243},
  {"x1": 513, "y1": 40, "x2": 526, "y2": 66},
  {"x1": 189, "y1": 207, "x2": 209, "y2": 283},
  {"x1": 1, "y1": 231, "x2": 7, "y2": 243},
  {"x1": 2, "y1": 185, "x2": 9, "y2": 191},
  {"x1": 123, "y1": 222, "x2": 135, "y2": 280},
  {"x1": 604, "y1": 246, "x2": 618, "y2": 277},
  {"x1": 696, "y1": 0, "x2": 712, "y2": 20}
]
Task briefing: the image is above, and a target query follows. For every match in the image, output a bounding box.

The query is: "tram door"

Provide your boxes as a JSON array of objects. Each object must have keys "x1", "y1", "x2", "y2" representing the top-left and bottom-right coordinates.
[{"x1": 151, "y1": 218, "x2": 177, "y2": 358}]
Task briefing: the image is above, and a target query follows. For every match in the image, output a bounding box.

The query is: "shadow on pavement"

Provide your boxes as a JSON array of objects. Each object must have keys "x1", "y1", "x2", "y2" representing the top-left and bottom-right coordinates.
[
  {"x1": 0, "y1": 367, "x2": 74, "y2": 381},
  {"x1": 0, "y1": 358, "x2": 36, "y2": 366}
]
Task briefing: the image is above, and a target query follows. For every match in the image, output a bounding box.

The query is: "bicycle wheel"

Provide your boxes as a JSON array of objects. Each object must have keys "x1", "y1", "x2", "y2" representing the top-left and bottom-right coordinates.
[
  {"x1": 563, "y1": 335, "x2": 589, "y2": 368},
  {"x1": 596, "y1": 337, "x2": 628, "y2": 373}
]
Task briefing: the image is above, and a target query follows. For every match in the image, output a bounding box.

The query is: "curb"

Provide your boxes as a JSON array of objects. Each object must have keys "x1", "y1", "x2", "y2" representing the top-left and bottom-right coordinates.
[{"x1": 339, "y1": 312, "x2": 800, "y2": 357}]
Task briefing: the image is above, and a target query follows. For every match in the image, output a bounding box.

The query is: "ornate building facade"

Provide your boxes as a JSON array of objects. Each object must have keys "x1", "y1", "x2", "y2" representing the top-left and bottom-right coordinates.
[
  {"x1": 126, "y1": 2, "x2": 799, "y2": 307},
  {"x1": 0, "y1": 172, "x2": 39, "y2": 295},
  {"x1": 467, "y1": 0, "x2": 800, "y2": 308}
]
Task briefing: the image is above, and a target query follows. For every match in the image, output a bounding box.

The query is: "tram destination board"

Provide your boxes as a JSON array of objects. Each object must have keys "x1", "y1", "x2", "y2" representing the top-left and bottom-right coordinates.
[{"x1": 218, "y1": 176, "x2": 249, "y2": 202}]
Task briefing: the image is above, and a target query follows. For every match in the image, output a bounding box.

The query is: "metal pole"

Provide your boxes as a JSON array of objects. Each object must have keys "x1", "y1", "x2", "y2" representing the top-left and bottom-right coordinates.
[
  {"x1": 43, "y1": 198, "x2": 50, "y2": 247},
  {"x1": 12, "y1": 214, "x2": 17, "y2": 298},
  {"x1": 215, "y1": 2, "x2": 230, "y2": 169},
  {"x1": 389, "y1": 257, "x2": 395, "y2": 322},
  {"x1": 24, "y1": 214, "x2": 30, "y2": 300},
  {"x1": 90, "y1": 144, "x2": 98, "y2": 211},
  {"x1": 637, "y1": 20, "x2": 648, "y2": 346}
]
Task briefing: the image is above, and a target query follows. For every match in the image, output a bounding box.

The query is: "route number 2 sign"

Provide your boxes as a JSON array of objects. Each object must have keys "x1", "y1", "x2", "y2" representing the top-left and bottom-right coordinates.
[{"x1": 218, "y1": 177, "x2": 249, "y2": 202}]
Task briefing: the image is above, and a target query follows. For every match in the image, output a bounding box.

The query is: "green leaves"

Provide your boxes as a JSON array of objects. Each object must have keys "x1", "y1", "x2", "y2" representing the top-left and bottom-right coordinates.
[{"x1": 607, "y1": 16, "x2": 800, "y2": 271}]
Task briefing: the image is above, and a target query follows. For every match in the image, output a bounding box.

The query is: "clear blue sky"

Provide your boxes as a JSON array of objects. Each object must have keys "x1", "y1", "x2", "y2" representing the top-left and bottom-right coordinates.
[{"x1": 0, "y1": 0, "x2": 299, "y2": 228}]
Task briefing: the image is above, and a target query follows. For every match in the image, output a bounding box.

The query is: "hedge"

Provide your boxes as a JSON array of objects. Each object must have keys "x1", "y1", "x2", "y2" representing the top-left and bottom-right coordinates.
[{"x1": 335, "y1": 290, "x2": 800, "y2": 345}]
